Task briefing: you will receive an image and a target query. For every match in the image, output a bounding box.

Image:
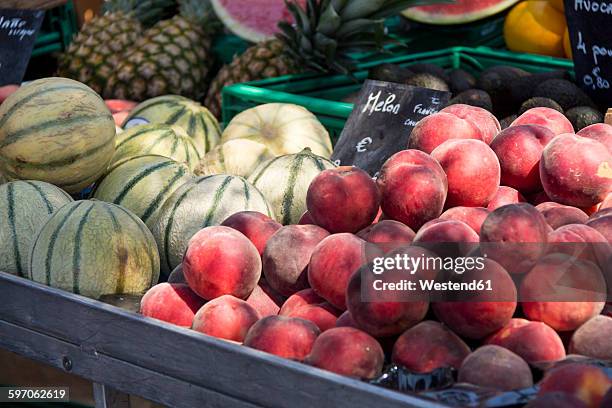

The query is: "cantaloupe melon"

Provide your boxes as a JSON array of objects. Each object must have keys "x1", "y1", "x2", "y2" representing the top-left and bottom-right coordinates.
[
  {"x1": 249, "y1": 148, "x2": 335, "y2": 225},
  {"x1": 221, "y1": 103, "x2": 333, "y2": 158},
  {"x1": 28, "y1": 200, "x2": 160, "y2": 299},
  {"x1": 0, "y1": 77, "x2": 116, "y2": 193},
  {"x1": 150, "y1": 175, "x2": 273, "y2": 275},
  {"x1": 0, "y1": 180, "x2": 73, "y2": 276},
  {"x1": 92, "y1": 155, "x2": 193, "y2": 227},
  {"x1": 112, "y1": 124, "x2": 201, "y2": 170},
  {"x1": 194, "y1": 139, "x2": 275, "y2": 177},
  {"x1": 123, "y1": 95, "x2": 221, "y2": 156}
]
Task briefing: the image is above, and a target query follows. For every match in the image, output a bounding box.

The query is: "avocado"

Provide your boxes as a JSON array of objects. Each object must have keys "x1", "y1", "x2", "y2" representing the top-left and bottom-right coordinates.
[
  {"x1": 500, "y1": 115, "x2": 518, "y2": 130},
  {"x1": 368, "y1": 63, "x2": 414, "y2": 83},
  {"x1": 533, "y1": 79, "x2": 595, "y2": 110},
  {"x1": 406, "y1": 73, "x2": 450, "y2": 92},
  {"x1": 476, "y1": 66, "x2": 530, "y2": 117},
  {"x1": 449, "y1": 89, "x2": 493, "y2": 112},
  {"x1": 409, "y1": 63, "x2": 450, "y2": 82},
  {"x1": 509, "y1": 70, "x2": 569, "y2": 110},
  {"x1": 448, "y1": 69, "x2": 477, "y2": 94},
  {"x1": 519, "y1": 97, "x2": 564, "y2": 115},
  {"x1": 565, "y1": 106, "x2": 604, "y2": 131}
]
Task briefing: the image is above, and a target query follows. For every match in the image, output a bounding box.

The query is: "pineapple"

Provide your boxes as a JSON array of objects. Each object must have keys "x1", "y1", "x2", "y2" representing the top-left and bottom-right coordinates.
[
  {"x1": 102, "y1": 0, "x2": 218, "y2": 101},
  {"x1": 58, "y1": 0, "x2": 176, "y2": 95},
  {"x1": 204, "y1": 0, "x2": 447, "y2": 118}
]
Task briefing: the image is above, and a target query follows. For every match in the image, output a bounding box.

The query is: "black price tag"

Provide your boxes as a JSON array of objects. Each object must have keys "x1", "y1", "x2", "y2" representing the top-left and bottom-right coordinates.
[
  {"x1": 0, "y1": 9, "x2": 45, "y2": 86},
  {"x1": 564, "y1": 0, "x2": 612, "y2": 106},
  {"x1": 331, "y1": 79, "x2": 450, "y2": 177}
]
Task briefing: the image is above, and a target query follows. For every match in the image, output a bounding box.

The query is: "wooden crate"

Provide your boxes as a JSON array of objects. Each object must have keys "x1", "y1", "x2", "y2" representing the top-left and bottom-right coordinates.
[{"x1": 0, "y1": 272, "x2": 445, "y2": 408}]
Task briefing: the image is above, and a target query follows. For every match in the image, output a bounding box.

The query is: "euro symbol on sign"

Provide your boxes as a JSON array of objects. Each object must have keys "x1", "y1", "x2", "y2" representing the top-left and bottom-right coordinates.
[{"x1": 356, "y1": 137, "x2": 373, "y2": 153}]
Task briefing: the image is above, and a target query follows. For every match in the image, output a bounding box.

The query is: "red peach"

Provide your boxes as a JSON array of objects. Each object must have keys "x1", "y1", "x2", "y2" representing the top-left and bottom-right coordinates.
[
  {"x1": 413, "y1": 220, "x2": 479, "y2": 258},
  {"x1": 538, "y1": 363, "x2": 612, "y2": 408},
  {"x1": 439, "y1": 206, "x2": 490, "y2": 235},
  {"x1": 192, "y1": 295, "x2": 260, "y2": 342},
  {"x1": 569, "y1": 315, "x2": 612, "y2": 360},
  {"x1": 298, "y1": 211, "x2": 315, "y2": 225},
  {"x1": 547, "y1": 223, "x2": 611, "y2": 266},
  {"x1": 542, "y1": 205, "x2": 589, "y2": 229},
  {"x1": 246, "y1": 282, "x2": 284, "y2": 317},
  {"x1": 530, "y1": 191, "x2": 554, "y2": 206},
  {"x1": 287, "y1": 302, "x2": 340, "y2": 332},
  {"x1": 0, "y1": 85, "x2": 19, "y2": 104},
  {"x1": 458, "y1": 345, "x2": 533, "y2": 391},
  {"x1": 335, "y1": 311, "x2": 358, "y2": 328},
  {"x1": 540, "y1": 134, "x2": 612, "y2": 207},
  {"x1": 392, "y1": 320, "x2": 471, "y2": 373},
  {"x1": 357, "y1": 220, "x2": 415, "y2": 253},
  {"x1": 511, "y1": 107, "x2": 574, "y2": 135},
  {"x1": 221, "y1": 211, "x2": 282, "y2": 257},
  {"x1": 105, "y1": 99, "x2": 137, "y2": 114},
  {"x1": 586, "y1": 213, "x2": 612, "y2": 242},
  {"x1": 244, "y1": 315, "x2": 320, "y2": 361},
  {"x1": 140, "y1": 283, "x2": 205, "y2": 327},
  {"x1": 487, "y1": 186, "x2": 527, "y2": 210},
  {"x1": 262, "y1": 225, "x2": 330, "y2": 296},
  {"x1": 485, "y1": 318, "x2": 565, "y2": 363},
  {"x1": 431, "y1": 139, "x2": 501, "y2": 208},
  {"x1": 409, "y1": 112, "x2": 482, "y2": 154},
  {"x1": 306, "y1": 167, "x2": 380, "y2": 233},
  {"x1": 536, "y1": 201, "x2": 564, "y2": 212},
  {"x1": 577, "y1": 123, "x2": 612, "y2": 153},
  {"x1": 279, "y1": 288, "x2": 325, "y2": 316},
  {"x1": 306, "y1": 327, "x2": 384, "y2": 379},
  {"x1": 489, "y1": 125, "x2": 556, "y2": 193},
  {"x1": 183, "y1": 226, "x2": 261, "y2": 300},
  {"x1": 442, "y1": 104, "x2": 501, "y2": 145}
]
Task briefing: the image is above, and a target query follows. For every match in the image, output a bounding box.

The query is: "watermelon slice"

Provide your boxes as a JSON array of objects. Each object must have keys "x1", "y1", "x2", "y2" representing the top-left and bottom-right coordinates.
[
  {"x1": 403, "y1": 0, "x2": 520, "y2": 25},
  {"x1": 211, "y1": 0, "x2": 306, "y2": 43}
]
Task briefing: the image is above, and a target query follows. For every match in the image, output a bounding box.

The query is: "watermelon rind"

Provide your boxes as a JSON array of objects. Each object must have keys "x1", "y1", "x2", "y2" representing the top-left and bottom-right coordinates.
[{"x1": 402, "y1": 0, "x2": 520, "y2": 25}]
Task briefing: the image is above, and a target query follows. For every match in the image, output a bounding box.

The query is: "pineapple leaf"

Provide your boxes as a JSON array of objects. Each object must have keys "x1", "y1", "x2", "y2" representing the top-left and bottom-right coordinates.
[
  {"x1": 340, "y1": 0, "x2": 386, "y2": 20},
  {"x1": 316, "y1": 3, "x2": 342, "y2": 36}
]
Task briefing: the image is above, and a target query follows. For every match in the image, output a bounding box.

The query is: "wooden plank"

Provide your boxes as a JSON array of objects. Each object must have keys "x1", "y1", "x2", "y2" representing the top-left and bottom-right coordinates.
[
  {"x1": 0, "y1": 0, "x2": 67, "y2": 9},
  {"x1": 93, "y1": 383, "x2": 131, "y2": 408},
  {"x1": 0, "y1": 272, "x2": 443, "y2": 408},
  {"x1": 0, "y1": 319, "x2": 262, "y2": 408}
]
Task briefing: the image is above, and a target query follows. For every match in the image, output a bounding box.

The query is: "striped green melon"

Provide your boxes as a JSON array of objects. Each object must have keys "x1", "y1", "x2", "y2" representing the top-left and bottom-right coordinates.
[
  {"x1": 0, "y1": 77, "x2": 116, "y2": 193},
  {"x1": 150, "y1": 175, "x2": 273, "y2": 275},
  {"x1": 123, "y1": 95, "x2": 221, "y2": 156},
  {"x1": 92, "y1": 155, "x2": 193, "y2": 227},
  {"x1": 194, "y1": 139, "x2": 275, "y2": 178},
  {"x1": 28, "y1": 200, "x2": 160, "y2": 299},
  {"x1": 0, "y1": 181, "x2": 73, "y2": 276},
  {"x1": 112, "y1": 124, "x2": 201, "y2": 170},
  {"x1": 249, "y1": 148, "x2": 335, "y2": 225}
]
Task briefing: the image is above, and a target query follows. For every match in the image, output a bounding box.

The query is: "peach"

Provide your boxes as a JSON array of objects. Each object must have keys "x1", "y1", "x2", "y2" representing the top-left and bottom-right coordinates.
[
  {"x1": 279, "y1": 288, "x2": 325, "y2": 316},
  {"x1": 542, "y1": 205, "x2": 589, "y2": 229},
  {"x1": 540, "y1": 134, "x2": 612, "y2": 207},
  {"x1": 586, "y1": 213, "x2": 612, "y2": 242},
  {"x1": 262, "y1": 225, "x2": 330, "y2": 296},
  {"x1": 244, "y1": 315, "x2": 320, "y2": 361},
  {"x1": 392, "y1": 321, "x2": 471, "y2": 373},
  {"x1": 520, "y1": 254, "x2": 606, "y2": 332},
  {"x1": 529, "y1": 191, "x2": 553, "y2": 206},
  {"x1": 335, "y1": 311, "x2": 357, "y2": 328},
  {"x1": 569, "y1": 315, "x2": 612, "y2": 360},
  {"x1": 357, "y1": 220, "x2": 415, "y2": 253},
  {"x1": 439, "y1": 206, "x2": 490, "y2": 235},
  {"x1": 307, "y1": 234, "x2": 369, "y2": 310},
  {"x1": 105, "y1": 99, "x2": 137, "y2": 114},
  {"x1": 306, "y1": 167, "x2": 380, "y2": 233},
  {"x1": 480, "y1": 203, "x2": 550, "y2": 274},
  {"x1": 287, "y1": 302, "x2": 340, "y2": 332},
  {"x1": 0, "y1": 84, "x2": 19, "y2": 104},
  {"x1": 305, "y1": 327, "x2": 384, "y2": 379},
  {"x1": 221, "y1": 211, "x2": 282, "y2": 256},
  {"x1": 547, "y1": 223, "x2": 611, "y2": 267},
  {"x1": 413, "y1": 220, "x2": 479, "y2": 258},
  {"x1": 377, "y1": 150, "x2": 447, "y2": 230},
  {"x1": 183, "y1": 226, "x2": 261, "y2": 300},
  {"x1": 600, "y1": 193, "x2": 612, "y2": 210},
  {"x1": 485, "y1": 318, "x2": 565, "y2": 363},
  {"x1": 442, "y1": 104, "x2": 501, "y2": 145},
  {"x1": 489, "y1": 125, "x2": 556, "y2": 193},
  {"x1": 538, "y1": 363, "x2": 612, "y2": 408},
  {"x1": 525, "y1": 393, "x2": 588, "y2": 408},
  {"x1": 246, "y1": 282, "x2": 284, "y2": 317},
  {"x1": 458, "y1": 345, "x2": 533, "y2": 391},
  {"x1": 577, "y1": 123, "x2": 612, "y2": 153},
  {"x1": 511, "y1": 107, "x2": 574, "y2": 135},
  {"x1": 192, "y1": 295, "x2": 260, "y2": 342},
  {"x1": 298, "y1": 211, "x2": 315, "y2": 225},
  {"x1": 140, "y1": 283, "x2": 205, "y2": 327},
  {"x1": 487, "y1": 186, "x2": 526, "y2": 210},
  {"x1": 536, "y1": 201, "x2": 564, "y2": 212},
  {"x1": 432, "y1": 259, "x2": 517, "y2": 339},
  {"x1": 431, "y1": 139, "x2": 501, "y2": 207},
  {"x1": 167, "y1": 264, "x2": 186, "y2": 284}
]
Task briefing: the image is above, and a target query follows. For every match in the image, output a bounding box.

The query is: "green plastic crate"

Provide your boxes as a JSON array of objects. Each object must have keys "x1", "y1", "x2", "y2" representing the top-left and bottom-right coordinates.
[
  {"x1": 32, "y1": 1, "x2": 78, "y2": 57},
  {"x1": 222, "y1": 46, "x2": 574, "y2": 139}
]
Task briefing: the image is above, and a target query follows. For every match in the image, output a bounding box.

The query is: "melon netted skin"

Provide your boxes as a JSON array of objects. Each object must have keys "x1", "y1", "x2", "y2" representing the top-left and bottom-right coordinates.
[
  {"x1": 249, "y1": 148, "x2": 335, "y2": 225},
  {"x1": 402, "y1": 0, "x2": 520, "y2": 25},
  {"x1": 0, "y1": 181, "x2": 73, "y2": 276},
  {"x1": 112, "y1": 124, "x2": 201, "y2": 170},
  {"x1": 0, "y1": 78, "x2": 116, "y2": 193},
  {"x1": 92, "y1": 155, "x2": 193, "y2": 227},
  {"x1": 150, "y1": 175, "x2": 273, "y2": 275},
  {"x1": 122, "y1": 95, "x2": 221, "y2": 156},
  {"x1": 194, "y1": 139, "x2": 275, "y2": 178},
  {"x1": 221, "y1": 103, "x2": 333, "y2": 158},
  {"x1": 28, "y1": 200, "x2": 160, "y2": 299}
]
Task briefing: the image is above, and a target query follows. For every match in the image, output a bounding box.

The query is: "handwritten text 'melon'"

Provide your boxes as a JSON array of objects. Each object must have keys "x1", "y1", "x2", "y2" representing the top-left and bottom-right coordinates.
[{"x1": 0, "y1": 16, "x2": 37, "y2": 40}]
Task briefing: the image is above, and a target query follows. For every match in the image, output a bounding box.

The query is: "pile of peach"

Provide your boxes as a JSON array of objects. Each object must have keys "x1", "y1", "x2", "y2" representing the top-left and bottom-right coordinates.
[{"x1": 141, "y1": 104, "x2": 612, "y2": 406}]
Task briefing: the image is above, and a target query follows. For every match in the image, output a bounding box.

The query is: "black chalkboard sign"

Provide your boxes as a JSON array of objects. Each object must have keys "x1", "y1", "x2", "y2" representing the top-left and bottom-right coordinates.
[
  {"x1": 564, "y1": 0, "x2": 612, "y2": 106},
  {"x1": 331, "y1": 80, "x2": 451, "y2": 177},
  {"x1": 0, "y1": 9, "x2": 45, "y2": 86}
]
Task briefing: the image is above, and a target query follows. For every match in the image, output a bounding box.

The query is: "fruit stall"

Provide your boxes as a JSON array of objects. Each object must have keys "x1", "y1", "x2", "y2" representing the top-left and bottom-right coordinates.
[{"x1": 0, "y1": 0, "x2": 611, "y2": 408}]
